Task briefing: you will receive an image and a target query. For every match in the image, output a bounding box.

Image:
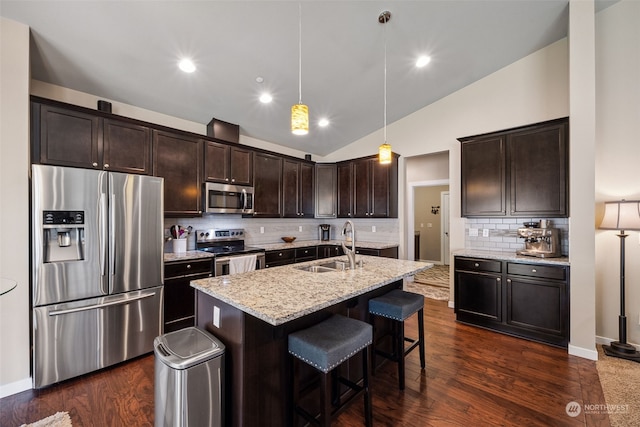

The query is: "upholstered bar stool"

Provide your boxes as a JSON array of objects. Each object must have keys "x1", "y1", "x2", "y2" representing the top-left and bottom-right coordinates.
[
  {"x1": 368, "y1": 289, "x2": 425, "y2": 390},
  {"x1": 288, "y1": 314, "x2": 373, "y2": 427}
]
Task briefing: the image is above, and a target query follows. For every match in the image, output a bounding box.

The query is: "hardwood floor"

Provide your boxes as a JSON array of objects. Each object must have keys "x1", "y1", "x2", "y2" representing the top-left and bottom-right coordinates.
[{"x1": 0, "y1": 298, "x2": 609, "y2": 426}]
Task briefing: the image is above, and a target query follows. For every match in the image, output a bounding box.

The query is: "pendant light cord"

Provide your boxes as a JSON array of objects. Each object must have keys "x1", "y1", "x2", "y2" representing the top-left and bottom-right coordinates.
[
  {"x1": 298, "y1": 3, "x2": 302, "y2": 105},
  {"x1": 383, "y1": 17, "x2": 387, "y2": 143}
]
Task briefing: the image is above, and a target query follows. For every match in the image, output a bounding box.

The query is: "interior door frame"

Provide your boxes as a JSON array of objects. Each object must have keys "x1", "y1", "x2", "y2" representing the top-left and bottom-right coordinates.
[
  {"x1": 441, "y1": 191, "x2": 450, "y2": 265},
  {"x1": 406, "y1": 179, "x2": 449, "y2": 263}
]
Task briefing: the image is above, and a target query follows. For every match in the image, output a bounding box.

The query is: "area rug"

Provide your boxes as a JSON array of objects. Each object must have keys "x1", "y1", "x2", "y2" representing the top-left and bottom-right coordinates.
[
  {"x1": 405, "y1": 280, "x2": 449, "y2": 301},
  {"x1": 413, "y1": 264, "x2": 449, "y2": 288},
  {"x1": 596, "y1": 345, "x2": 640, "y2": 427},
  {"x1": 20, "y1": 412, "x2": 72, "y2": 427}
]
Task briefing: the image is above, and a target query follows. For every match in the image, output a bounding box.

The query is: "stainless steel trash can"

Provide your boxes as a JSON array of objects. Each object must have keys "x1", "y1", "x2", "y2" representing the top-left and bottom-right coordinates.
[{"x1": 154, "y1": 327, "x2": 225, "y2": 427}]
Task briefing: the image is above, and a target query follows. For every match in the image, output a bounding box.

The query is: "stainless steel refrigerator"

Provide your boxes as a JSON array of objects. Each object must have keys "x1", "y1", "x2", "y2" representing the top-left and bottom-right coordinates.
[{"x1": 31, "y1": 164, "x2": 164, "y2": 388}]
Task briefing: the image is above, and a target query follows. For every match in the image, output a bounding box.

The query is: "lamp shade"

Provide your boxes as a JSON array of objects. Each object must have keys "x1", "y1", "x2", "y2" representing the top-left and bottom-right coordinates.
[
  {"x1": 378, "y1": 143, "x2": 392, "y2": 164},
  {"x1": 291, "y1": 104, "x2": 309, "y2": 135},
  {"x1": 599, "y1": 200, "x2": 640, "y2": 231}
]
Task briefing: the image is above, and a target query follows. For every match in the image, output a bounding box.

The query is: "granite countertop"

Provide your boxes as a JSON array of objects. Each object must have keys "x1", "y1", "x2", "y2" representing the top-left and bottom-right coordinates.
[
  {"x1": 453, "y1": 249, "x2": 570, "y2": 266},
  {"x1": 191, "y1": 255, "x2": 432, "y2": 326},
  {"x1": 259, "y1": 239, "x2": 398, "y2": 251},
  {"x1": 164, "y1": 240, "x2": 399, "y2": 262},
  {"x1": 164, "y1": 250, "x2": 215, "y2": 263}
]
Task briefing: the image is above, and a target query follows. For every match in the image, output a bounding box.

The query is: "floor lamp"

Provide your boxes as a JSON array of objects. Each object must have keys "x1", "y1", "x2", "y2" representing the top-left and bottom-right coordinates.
[{"x1": 599, "y1": 199, "x2": 640, "y2": 362}]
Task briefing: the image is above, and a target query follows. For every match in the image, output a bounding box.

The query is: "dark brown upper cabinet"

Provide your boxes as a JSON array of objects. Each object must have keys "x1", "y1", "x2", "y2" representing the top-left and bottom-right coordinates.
[
  {"x1": 282, "y1": 159, "x2": 315, "y2": 218},
  {"x1": 459, "y1": 118, "x2": 568, "y2": 218},
  {"x1": 252, "y1": 152, "x2": 283, "y2": 218},
  {"x1": 103, "y1": 119, "x2": 151, "y2": 174},
  {"x1": 152, "y1": 130, "x2": 203, "y2": 217},
  {"x1": 337, "y1": 154, "x2": 398, "y2": 218},
  {"x1": 337, "y1": 162, "x2": 354, "y2": 218},
  {"x1": 32, "y1": 101, "x2": 151, "y2": 174},
  {"x1": 460, "y1": 136, "x2": 506, "y2": 217},
  {"x1": 315, "y1": 163, "x2": 337, "y2": 218},
  {"x1": 204, "y1": 141, "x2": 253, "y2": 186}
]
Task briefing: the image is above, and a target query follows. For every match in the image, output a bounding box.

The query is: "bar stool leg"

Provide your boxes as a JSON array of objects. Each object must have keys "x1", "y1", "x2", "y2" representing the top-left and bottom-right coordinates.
[
  {"x1": 363, "y1": 346, "x2": 373, "y2": 427},
  {"x1": 369, "y1": 312, "x2": 377, "y2": 375},
  {"x1": 418, "y1": 308, "x2": 426, "y2": 369},
  {"x1": 398, "y1": 319, "x2": 405, "y2": 390},
  {"x1": 320, "y1": 371, "x2": 331, "y2": 426}
]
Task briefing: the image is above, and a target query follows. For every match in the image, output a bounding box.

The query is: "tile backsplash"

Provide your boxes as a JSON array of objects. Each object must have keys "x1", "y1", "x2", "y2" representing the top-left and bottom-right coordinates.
[
  {"x1": 165, "y1": 215, "x2": 399, "y2": 247},
  {"x1": 464, "y1": 217, "x2": 569, "y2": 256}
]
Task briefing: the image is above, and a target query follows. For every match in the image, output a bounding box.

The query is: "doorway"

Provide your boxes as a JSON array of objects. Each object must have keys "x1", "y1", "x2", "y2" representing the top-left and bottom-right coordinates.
[{"x1": 410, "y1": 183, "x2": 450, "y2": 263}]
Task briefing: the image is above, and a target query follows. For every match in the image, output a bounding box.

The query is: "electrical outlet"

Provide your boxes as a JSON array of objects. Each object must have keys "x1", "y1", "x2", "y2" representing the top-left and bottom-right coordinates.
[
  {"x1": 427, "y1": 223, "x2": 432, "y2": 228},
  {"x1": 213, "y1": 306, "x2": 220, "y2": 328},
  {"x1": 260, "y1": 226, "x2": 264, "y2": 234},
  {"x1": 483, "y1": 229, "x2": 490, "y2": 237},
  {"x1": 372, "y1": 226, "x2": 376, "y2": 232},
  {"x1": 298, "y1": 226, "x2": 303, "y2": 232},
  {"x1": 638, "y1": 313, "x2": 640, "y2": 326}
]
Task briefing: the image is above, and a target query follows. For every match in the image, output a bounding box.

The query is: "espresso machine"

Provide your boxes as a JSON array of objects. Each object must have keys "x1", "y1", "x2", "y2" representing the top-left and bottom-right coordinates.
[{"x1": 516, "y1": 220, "x2": 562, "y2": 258}]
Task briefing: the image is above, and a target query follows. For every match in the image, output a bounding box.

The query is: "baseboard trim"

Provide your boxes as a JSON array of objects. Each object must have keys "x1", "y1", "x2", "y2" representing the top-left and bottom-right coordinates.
[
  {"x1": 596, "y1": 335, "x2": 640, "y2": 350},
  {"x1": 0, "y1": 377, "x2": 32, "y2": 398},
  {"x1": 568, "y1": 344, "x2": 598, "y2": 361}
]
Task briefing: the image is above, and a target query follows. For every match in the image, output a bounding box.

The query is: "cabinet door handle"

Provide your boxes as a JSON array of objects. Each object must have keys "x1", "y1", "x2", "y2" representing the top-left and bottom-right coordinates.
[
  {"x1": 497, "y1": 277, "x2": 501, "y2": 282},
  {"x1": 104, "y1": 163, "x2": 109, "y2": 168},
  {"x1": 186, "y1": 264, "x2": 191, "y2": 269},
  {"x1": 474, "y1": 263, "x2": 480, "y2": 267},
  {"x1": 531, "y1": 269, "x2": 537, "y2": 273},
  {"x1": 506, "y1": 279, "x2": 511, "y2": 284},
  {"x1": 93, "y1": 162, "x2": 98, "y2": 167}
]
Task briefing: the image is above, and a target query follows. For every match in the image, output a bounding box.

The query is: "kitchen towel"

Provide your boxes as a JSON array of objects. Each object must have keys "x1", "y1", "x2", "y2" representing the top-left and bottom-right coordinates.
[{"x1": 229, "y1": 254, "x2": 257, "y2": 275}]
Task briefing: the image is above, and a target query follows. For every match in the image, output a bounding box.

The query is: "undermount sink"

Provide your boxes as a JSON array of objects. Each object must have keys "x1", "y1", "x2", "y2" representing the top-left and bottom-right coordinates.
[
  {"x1": 294, "y1": 260, "x2": 348, "y2": 273},
  {"x1": 294, "y1": 265, "x2": 337, "y2": 273},
  {"x1": 316, "y1": 261, "x2": 347, "y2": 271}
]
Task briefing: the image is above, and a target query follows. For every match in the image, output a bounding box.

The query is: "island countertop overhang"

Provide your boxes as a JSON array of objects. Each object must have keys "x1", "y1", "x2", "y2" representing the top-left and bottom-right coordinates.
[{"x1": 191, "y1": 255, "x2": 433, "y2": 326}]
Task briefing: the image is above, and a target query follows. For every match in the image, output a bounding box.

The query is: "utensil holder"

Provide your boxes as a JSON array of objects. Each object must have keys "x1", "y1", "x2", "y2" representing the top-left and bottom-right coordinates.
[{"x1": 172, "y1": 239, "x2": 187, "y2": 253}]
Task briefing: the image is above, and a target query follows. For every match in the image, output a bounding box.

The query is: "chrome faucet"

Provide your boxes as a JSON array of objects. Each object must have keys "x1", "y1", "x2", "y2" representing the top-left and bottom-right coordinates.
[{"x1": 341, "y1": 220, "x2": 356, "y2": 269}]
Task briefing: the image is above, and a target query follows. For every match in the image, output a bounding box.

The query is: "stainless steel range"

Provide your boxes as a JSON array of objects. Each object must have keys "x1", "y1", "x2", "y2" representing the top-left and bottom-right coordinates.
[{"x1": 196, "y1": 229, "x2": 265, "y2": 275}]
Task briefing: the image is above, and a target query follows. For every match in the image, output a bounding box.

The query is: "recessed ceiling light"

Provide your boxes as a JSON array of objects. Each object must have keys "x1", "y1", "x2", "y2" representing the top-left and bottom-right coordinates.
[
  {"x1": 318, "y1": 118, "x2": 329, "y2": 127},
  {"x1": 259, "y1": 93, "x2": 273, "y2": 103},
  {"x1": 416, "y1": 55, "x2": 431, "y2": 68},
  {"x1": 178, "y1": 58, "x2": 196, "y2": 73}
]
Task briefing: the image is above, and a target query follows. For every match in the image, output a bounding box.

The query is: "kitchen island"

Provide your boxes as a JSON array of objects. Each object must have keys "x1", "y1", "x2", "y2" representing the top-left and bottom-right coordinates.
[{"x1": 191, "y1": 255, "x2": 431, "y2": 426}]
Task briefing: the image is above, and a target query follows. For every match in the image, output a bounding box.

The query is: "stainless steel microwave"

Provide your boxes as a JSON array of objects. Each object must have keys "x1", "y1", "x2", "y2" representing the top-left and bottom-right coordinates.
[{"x1": 204, "y1": 182, "x2": 254, "y2": 214}]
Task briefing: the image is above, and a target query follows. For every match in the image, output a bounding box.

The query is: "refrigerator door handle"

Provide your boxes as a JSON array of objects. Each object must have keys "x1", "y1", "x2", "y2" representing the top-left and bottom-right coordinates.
[
  {"x1": 99, "y1": 192, "x2": 108, "y2": 281},
  {"x1": 110, "y1": 192, "x2": 116, "y2": 282},
  {"x1": 48, "y1": 290, "x2": 157, "y2": 316}
]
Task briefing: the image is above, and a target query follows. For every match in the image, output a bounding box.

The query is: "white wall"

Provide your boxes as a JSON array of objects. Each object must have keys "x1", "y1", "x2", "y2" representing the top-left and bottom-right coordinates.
[
  {"x1": 567, "y1": 0, "x2": 597, "y2": 360},
  {"x1": 595, "y1": 0, "x2": 640, "y2": 348},
  {"x1": 0, "y1": 17, "x2": 32, "y2": 397}
]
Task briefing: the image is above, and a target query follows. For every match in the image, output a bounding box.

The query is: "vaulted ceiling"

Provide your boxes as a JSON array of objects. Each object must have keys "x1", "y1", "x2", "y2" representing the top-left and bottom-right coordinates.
[{"x1": 1, "y1": 1, "x2": 614, "y2": 156}]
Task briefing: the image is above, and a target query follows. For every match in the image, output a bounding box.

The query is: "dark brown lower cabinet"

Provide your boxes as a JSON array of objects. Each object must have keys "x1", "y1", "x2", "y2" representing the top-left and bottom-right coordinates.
[
  {"x1": 163, "y1": 259, "x2": 213, "y2": 333},
  {"x1": 355, "y1": 246, "x2": 398, "y2": 259},
  {"x1": 454, "y1": 256, "x2": 569, "y2": 348},
  {"x1": 318, "y1": 245, "x2": 343, "y2": 259},
  {"x1": 264, "y1": 248, "x2": 295, "y2": 268}
]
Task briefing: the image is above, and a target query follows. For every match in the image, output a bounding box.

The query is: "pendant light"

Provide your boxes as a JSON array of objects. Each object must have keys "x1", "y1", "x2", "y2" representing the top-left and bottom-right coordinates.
[
  {"x1": 291, "y1": 3, "x2": 309, "y2": 135},
  {"x1": 378, "y1": 10, "x2": 392, "y2": 164}
]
